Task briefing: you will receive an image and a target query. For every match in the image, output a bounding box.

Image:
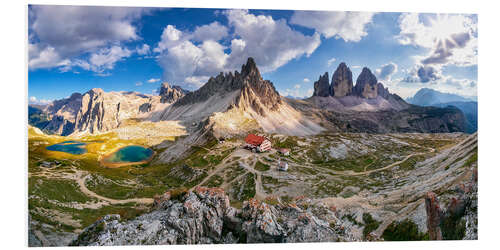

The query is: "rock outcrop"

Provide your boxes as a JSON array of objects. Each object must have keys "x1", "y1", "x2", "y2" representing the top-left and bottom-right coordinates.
[
  {"x1": 42, "y1": 93, "x2": 83, "y2": 135},
  {"x1": 159, "y1": 82, "x2": 187, "y2": 103},
  {"x1": 72, "y1": 187, "x2": 346, "y2": 246},
  {"x1": 313, "y1": 72, "x2": 330, "y2": 97},
  {"x1": 376, "y1": 82, "x2": 390, "y2": 99},
  {"x1": 35, "y1": 89, "x2": 156, "y2": 135},
  {"x1": 331, "y1": 63, "x2": 353, "y2": 97},
  {"x1": 353, "y1": 67, "x2": 378, "y2": 98},
  {"x1": 425, "y1": 192, "x2": 443, "y2": 240},
  {"x1": 424, "y1": 166, "x2": 478, "y2": 240}
]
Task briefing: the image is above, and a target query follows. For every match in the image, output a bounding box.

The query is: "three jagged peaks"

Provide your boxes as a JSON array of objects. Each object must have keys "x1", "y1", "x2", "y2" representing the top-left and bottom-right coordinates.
[{"x1": 313, "y1": 62, "x2": 384, "y2": 99}]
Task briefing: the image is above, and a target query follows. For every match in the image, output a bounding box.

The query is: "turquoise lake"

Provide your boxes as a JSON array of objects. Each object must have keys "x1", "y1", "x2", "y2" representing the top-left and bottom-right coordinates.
[
  {"x1": 46, "y1": 141, "x2": 87, "y2": 155},
  {"x1": 104, "y1": 145, "x2": 154, "y2": 163}
]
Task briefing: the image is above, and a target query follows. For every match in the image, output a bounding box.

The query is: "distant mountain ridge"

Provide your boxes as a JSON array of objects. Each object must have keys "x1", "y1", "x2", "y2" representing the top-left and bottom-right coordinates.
[
  {"x1": 406, "y1": 88, "x2": 474, "y2": 106},
  {"x1": 407, "y1": 88, "x2": 477, "y2": 133}
]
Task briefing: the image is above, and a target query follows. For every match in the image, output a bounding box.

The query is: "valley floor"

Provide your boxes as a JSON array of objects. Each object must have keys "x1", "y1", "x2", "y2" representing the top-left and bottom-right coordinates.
[{"x1": 27, "y1": 130, "x2": 477, "y2": 246}]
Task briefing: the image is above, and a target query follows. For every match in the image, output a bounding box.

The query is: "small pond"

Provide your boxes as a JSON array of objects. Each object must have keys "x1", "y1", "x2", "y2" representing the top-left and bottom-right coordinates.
[
  {"x1": 46, "y1": 141, "x2": 87, "y2": 155},
  {"x1": 102, "y1": 145, "x2": 154, "y2": 164}
]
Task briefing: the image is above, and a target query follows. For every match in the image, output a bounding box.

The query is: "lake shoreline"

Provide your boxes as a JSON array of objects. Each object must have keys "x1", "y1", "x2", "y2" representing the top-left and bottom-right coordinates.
[{"x1": 99, "y1": 145, "x2": 155, "y2": 168}]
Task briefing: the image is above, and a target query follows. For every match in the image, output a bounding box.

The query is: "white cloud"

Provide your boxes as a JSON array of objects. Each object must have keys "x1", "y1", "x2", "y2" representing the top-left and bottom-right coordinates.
[
  {"x1": 136, "y1": 44, "x2": 150, "y2": 55},
  {"x1": 147, "y1": 78, "x2": 160, "y2": 83},
  {"x1": 294, "y1": 84, "x2": 301, "y2": 89},
  {"x1": 191, "y1": 22, "x2": 229, "y2": 42},
  {"x1": 158, "y1": 40, "x2": 228, "y2": 89},
  {"x1": 303, "y1": 78, "x2": 310, "y2": 83},
  {"x1": 327, "y1": 57, "x2": 337, "y2": 67},
  {"x1": 30, "y1": 6, "x2": 144, "y2": 56},
  {"x1": 29, "y1": 96, "x2": 52, "y2": 105},
  {"x1": 375, "y1": 62, "x2": 398, "y2": 81},
  {"x1": 86, "y1": 46, "x2": 132, "y2": 73},
  {"x1": 28, "y1": 43, "x2": 70, "y2": 70},
  {"x1": 135, "y1": 81, "x2": 143, "y2": 86},
  {"x1": 29, "y1": 5, "x2": 148, "y2": 72},
  {"x1": 290, "y1": 11, "x2": 375, "y2": 42},
  {"x1": 224, "y1": 9, "x2": 321, "y2": 72},
  {"x1": 402, "y1": 64, "x2": 443, "y2": 84},
  {"x1": 352, "y1": 65, "x2": 361, "y2": 69},
  {"x1": 154, "y1": 25, "x2": 184, "y2": 53},
  {"x1": 156, "y1": 9, "x2": 321, "y2": 89},
  {"x1": 397, "y1": 13, "x2": 477, "y2": 67}
]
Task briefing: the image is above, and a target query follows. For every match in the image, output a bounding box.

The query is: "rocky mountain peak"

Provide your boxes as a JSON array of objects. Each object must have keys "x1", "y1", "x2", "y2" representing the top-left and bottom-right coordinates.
[
  {"x1": 353, "y1": 67, "x2": 378, "y2": 98},
  {"x1": 236, "y1": 58, "x2": 282, "y2": 115},
  {"x1": 376, "y1": 82, "x2": 390, "y2": 99},
  {"x1": 174, "y1": 57, "x2": 282, "y2": 116},
  {"x1": 313, "y1": 72, "x2": 330, "y2": 97},
  {"x1": 241, "y1": 57, "x2": 260, "y2": 78},
  {"x1": 331, "y1": 62, "x2": 353, "y2": 97},
  {"x1": 159, "y1": 82, "x2": 187, "y2": 103},
  {"x1": 69, "y1": 92, "x2": 83, "y2": 100},
  {"x1": 88, "y1": 88, "x2": 104, "y2": 95}
]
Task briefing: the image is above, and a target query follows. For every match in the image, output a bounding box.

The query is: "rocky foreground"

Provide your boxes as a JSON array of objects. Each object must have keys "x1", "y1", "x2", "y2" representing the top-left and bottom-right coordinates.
[
  {"x1": 72, "y1": 171, "x2": 477, "y2": 246},
  {"x1": 72, "y1": 187, "x2": 349, "y2": 245}
]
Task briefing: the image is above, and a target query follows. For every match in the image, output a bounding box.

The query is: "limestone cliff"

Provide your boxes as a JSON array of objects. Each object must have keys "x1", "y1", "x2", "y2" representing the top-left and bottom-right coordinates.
[
  {"x1": 353, "y1": 67, "x2": 378, "y2": 99},
  {"x1": 313, "y1": 72, "x2": 330, "y2": 97},
  {"x1": 35, "y1": 89, "x2": 155, "y2": 135},
  {"x1": 331, "y1": 62, "x2": 353, "y2": 97}
]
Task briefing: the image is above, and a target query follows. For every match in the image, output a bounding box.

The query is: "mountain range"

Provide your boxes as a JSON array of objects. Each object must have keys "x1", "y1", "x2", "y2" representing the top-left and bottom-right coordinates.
[
  {"x1": 406, "y1": 88, "x2": 477, "y2": 133},
  {"x1": 28, "y1": 58, "x2": 468, "y2": 162}
]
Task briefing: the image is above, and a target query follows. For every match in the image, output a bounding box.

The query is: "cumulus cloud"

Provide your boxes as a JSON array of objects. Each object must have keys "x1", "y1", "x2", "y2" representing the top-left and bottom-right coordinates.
[
  {"x1": 191, "y1": 22, "x2": 229, "y2": 42},
  {"x1": 155, "y1": 9, "x2": 321, "y2": 89},
  {"x1": 29, "y1": 96, "x2": 52, "y2": 105},
  {"x1": 28, "y1": 5, "x2": 147, "y2": 72},
  {"x1": 136, "y1": 44, "x2": 151, "y2": 55},
  {"x1": 157, "y1": 39, "x2": 228, "y2": 88},
  {"x1": 30, "y1": 6, "x2": 144, "y2": 56},
  {"x1": 375, "y1": 62, "x2": 398, "y2": 81},
  {"x1": 402, "y1": 64, "x2": 442, "y2": 83},
  {"x1": 303, "y1": 78, "x2": 310, "y2": 83},
  {"x1": 28, "y1": 43, "x2": 70, "y2": 70},
  {"x1": 135, "y1": 81, "x2": 143, "y2": 86},
  {"x1": 224, "y1": 9, "x2": 321, "y2": 72},
  {"x1": 417, "y1": 65, "x2": 442, "y2": 83},
  {"x1": 154, "y1": 25, "x2": 184, "y2": 53},
  {"x1": 290, "y1": 11, "x2": 375, "y2": 42},
  {"x1": 327, "y1": 57, "x2": 337, "y2": 67},
  {"x1": 147, "y1": 78, "x2": 160, "y2": 83},
  {"x1": 83, "y1": 46, "x2": 132, "y2": 73},
  {"x1": 397, "y1": 13, "x2": 477, "y2": 67}
]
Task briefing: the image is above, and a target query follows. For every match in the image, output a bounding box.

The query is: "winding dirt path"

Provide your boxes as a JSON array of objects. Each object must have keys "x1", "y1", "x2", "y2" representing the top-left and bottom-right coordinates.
[{"x1": 76, "y1": 174, "x2": 154, "y2": 205}]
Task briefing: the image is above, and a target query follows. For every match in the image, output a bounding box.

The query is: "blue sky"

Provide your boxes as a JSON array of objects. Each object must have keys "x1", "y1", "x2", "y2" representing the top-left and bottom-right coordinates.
[{"x1": 28, "y1": 6, "x2": 478, "y2": 104}]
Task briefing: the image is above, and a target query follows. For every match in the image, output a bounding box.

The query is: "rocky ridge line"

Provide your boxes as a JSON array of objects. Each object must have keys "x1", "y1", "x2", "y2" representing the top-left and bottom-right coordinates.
[{"x1": 72, "y1": 187, "x2": 347, "y2": 245}]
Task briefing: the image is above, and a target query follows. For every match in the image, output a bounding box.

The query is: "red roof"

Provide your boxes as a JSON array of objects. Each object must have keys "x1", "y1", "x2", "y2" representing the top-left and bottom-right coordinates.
[{"x1": 245, "y1": 134, "x2": 266, "y2": 146}]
